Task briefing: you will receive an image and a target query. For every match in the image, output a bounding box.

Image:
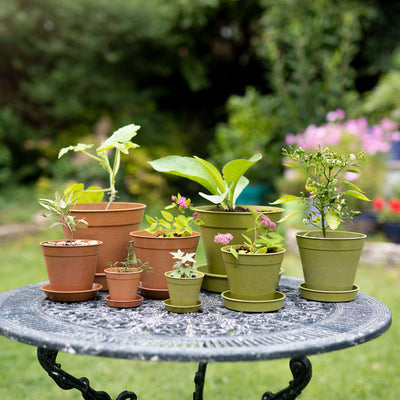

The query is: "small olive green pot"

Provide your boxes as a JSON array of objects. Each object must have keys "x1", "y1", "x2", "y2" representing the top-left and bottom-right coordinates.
[
  {"x1": 164, "y1": 271, "x2": 204, "y2": 306},
  {"x1": 221, "y1": 245, "x2": 286, "y2": 300},
  {"x1": 195, "y1": 205, "x2": 284, "y2": 276},
  {"x1": 296, "y1": 231, "x2": 367, "y2": 291}
]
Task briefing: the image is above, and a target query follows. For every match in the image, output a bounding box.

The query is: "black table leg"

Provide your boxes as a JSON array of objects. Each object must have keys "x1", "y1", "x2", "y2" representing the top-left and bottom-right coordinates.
[
  {"x1": 193, "y1": 362, "x2": 208, "y2": 400},
  {"x1": 262, "y1": 356, "x2": 312, "y2": 400},
  {"x1": 37, "y1": 347, "x2": 137, "y2": 400}
]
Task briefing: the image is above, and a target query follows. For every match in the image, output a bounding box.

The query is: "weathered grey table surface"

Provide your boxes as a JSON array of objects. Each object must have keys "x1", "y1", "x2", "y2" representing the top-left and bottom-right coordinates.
[{"x1": 0, "y1": 276, "x2": 392, "y2": 400}]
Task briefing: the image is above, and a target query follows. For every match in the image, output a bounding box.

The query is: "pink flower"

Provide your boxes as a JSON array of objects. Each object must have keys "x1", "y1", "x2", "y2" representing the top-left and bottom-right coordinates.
[
  {"x1": 326, "y1": 109, "x2": 345, "y2": 122},
  {"x1": 372, "y1": 197, "x2": 386, "y2": 211},
  {"x1": 177, "y1": 196, "x2": 187, "y2": 209},
  {"x1": 214, "y1": 233, "x2": 234, "y2": 245},
  {"x1": 381, "y1": 118, "x2": 399, "y2": 132},
  {"x1": 389, "y1": 198, "x2": 400, "y2": 214},
  {"x1": 259, "y1": 215, "x2": 277, "y2": 230},
  {"x1": 192, "y1": 212, "x2": 198, "y2": 219}
]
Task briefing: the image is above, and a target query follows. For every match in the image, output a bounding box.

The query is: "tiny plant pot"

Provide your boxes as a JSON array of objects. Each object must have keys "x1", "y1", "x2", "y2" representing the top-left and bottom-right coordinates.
[
  {"x1": 164, "y1": 271, "x2": 204, "y2": 306},
  {"x1": 40, "y1": 239, "x2": 102, "y2": 291},
  {"x1": 105, "y1": 267, "x2": 142, "y2": 301},
  {"x1": 296, "y1": 231, "x2": 366, "y2": 291},
  {"x1": 221, "y1": 245, "x2": 286, "y2": 300}
]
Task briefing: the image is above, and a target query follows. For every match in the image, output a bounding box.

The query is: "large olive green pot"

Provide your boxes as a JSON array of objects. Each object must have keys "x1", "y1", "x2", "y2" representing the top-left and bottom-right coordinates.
[
  {"x1": 164, "y1": 271, "x2": 204, "y2": 306},
  {"x1": 296, "y1": 231, "x2": 367, "y2": 291},
  {"x1": 195, "y1": 206, "x2": 284, "y2": 276},
  {"x1": 221, "y1": 245, "x2": 286, "y2": 300}
]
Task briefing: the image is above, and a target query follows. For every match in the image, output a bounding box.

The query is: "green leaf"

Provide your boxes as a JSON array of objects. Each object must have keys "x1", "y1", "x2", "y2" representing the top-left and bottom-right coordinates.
[
  {"x1": 97, "y1": 124, "x2": 140, "y2": 153},
  {"x1": 344, "y1": 190, "x2": 370, "y2": 201},
  {"x1": 326, "y1": 211, "x2": 341, "y2": 230},
  {"x1": 230, "y1": 247, "x2": 239, "y2": 259},
  {"x1": 343, "y1": 181, "x2": 364, "y2": 193},
  {"x1": 145, "y1": 215, "x2": 156, "y2": 224},
  {"x1": 270, "y1": 195, "x2": 299, "y2": 205},
  {"x1": 283, "y1": 162, "x2": 300, "y2": 169},
  {"x1": 278, "y1": 211, "x2": 302, "y2": 223},
  {"x1": 58, "y1": 143, "x2": 94, "y2": 158},
  {"x1": 161, "y1": 211, "x2": 174, "y2": 222}
]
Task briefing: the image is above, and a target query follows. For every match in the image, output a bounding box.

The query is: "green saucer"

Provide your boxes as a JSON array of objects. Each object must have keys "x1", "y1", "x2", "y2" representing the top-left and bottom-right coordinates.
[
  {"x1": 163, "y1": 299, "x2": 202, "y2": 313},
  {"x1": 299, "y1": 282, "x2": 359, "y2": 302},
  {"x1": 221, "y1": 290, "x2": 285, "y2": 313},
  {"x1": 196, "y1": 265, "x2": 229, "y2": 293}
]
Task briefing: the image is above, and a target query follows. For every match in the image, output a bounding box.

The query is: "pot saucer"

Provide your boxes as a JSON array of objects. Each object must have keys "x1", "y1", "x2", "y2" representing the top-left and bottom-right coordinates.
[
  {"x1": 139, "y1": 284, "x2": 169, "y2": 300},
  {"x1": 299, "y1": 282, "x2": 359, "y2": 302},
  {"x1": 40, "y1": 283, "x2": 103, "y2": 302},
  {"x1": 196, "y1": 265, "x2": 229, "y2": 293},
  {"x1": 221, "y1": 290, "x2": 285, "y2": 313},
  {"x1": 163, "y1": 299, "x2": 202, "y2": 313},
  {"x1": 105, "y1": 295, "x2": 143, "y2": 308}
]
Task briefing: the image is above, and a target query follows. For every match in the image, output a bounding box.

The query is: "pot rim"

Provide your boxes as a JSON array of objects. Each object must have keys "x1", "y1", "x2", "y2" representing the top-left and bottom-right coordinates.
[
  {"x1": 40, "y1": 239, "x2": 103, "y2": 247},
  {"x1": 194, "y1": 205, "x2": 284, "y2": 215},
  {"x1": 220, "y1": 245, "x2": 286, "y2": 256},
  {"x1": 129, "y1": 230, "x2": 201, "y2": 239},
  {"x1": 71, "y1": 202, "x2": 146, "y2": 213},
  {"x1": 296, "y1": 230, "x2": 367, "y2": 241},
  {"x1": 104, "y1": 267, "x2": 142, "y2": 275},
  {"x1": 164, "y1": 270, "x2": 204, "y2": 280}
]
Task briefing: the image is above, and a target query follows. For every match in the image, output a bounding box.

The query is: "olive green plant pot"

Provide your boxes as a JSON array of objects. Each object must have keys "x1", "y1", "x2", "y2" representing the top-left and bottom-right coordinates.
[
  {"x1": 164, "y1": 271, "x2": 204, "y2": 306},
  {"x1": 296, "y1": 231, "x2": 367, "y2": 292},
  {"x1": 221, "y1": 245, "x2": 286, "y2": 300},
  {"x1": 195, "y1": 205, "x2": 284, "y2": 276}
]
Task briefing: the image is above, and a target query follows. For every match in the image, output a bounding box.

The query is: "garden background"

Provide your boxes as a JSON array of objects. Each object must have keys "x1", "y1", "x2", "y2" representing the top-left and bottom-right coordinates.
[{"x1": 1, "y1": 1, "x2": 399, "y2": 399}]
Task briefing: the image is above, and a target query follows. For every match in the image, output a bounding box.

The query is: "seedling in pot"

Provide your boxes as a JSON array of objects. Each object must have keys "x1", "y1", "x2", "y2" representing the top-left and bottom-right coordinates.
[
  {"x1": 38, "y1": 191, "x2": 88, "y2": 243},
  {"x1": 108, "y1": 241, "x2": 151, "y2": 273}
]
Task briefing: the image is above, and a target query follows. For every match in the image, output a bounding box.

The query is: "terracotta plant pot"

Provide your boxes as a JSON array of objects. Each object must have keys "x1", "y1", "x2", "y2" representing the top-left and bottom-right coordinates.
[
  {"x1": 164, "y1": 271, "x2": 204, "y2": 306},
  {"x1": 66, "y1": 202, "x2": 146, "y2": 289},
  {"x1": 221, "y1": 245, "x2": 285, "y2": 300},
  {"x1": 195, "y1": 205, "x2": 284, "y2": 275},
  {"x1": 105, "y1": 267, "x2": 142, "y2": 301},
  {"x1": 296, "y1": 231, "x2": 367, "y2": 291},
  {"x1": 40, "y1": 240, "x2": 102, "y2": 291},
  {"x1": 129, "y1": 230, "x2": 201, "y2": 298}
]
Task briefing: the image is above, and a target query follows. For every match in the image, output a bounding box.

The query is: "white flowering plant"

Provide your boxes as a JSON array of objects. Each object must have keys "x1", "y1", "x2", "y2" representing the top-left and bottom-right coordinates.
[
  {"x1": 214, "y1": 207, "x2": 284, "y2": 258},
  {"x1": 168, "y1": 250, "x2": 197, "y2": 278},
  {"x1": 271, "y1": 146, "x2": 370, "y2": 238}
]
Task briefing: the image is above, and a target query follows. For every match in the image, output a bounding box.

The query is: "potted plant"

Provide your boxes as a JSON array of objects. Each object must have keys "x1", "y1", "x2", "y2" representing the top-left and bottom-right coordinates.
[
  {"x1": 58, "y1": 124, "x2": 146, "y2": 288},
  {"x1": 272, "y1": 146, "x2": 370, "y2": 302},
  {"x1": 130, "y1": 194, "x2": 202, "y2": 299},
  {"x1": 149, "y1": 154, "x2": 284, "y2": 291},
  {"x1": 163, "y1": 250, "x2": 204, "y2": 313},
  {"x1": 39, "y1": 191, "x2": 102, "y2": 300},
  {"x1": 216, "y1": 208, "x2": 286, "y2": 312},
  {"x1": 104, "y1": 242, "x2": 150, "y2": 308},
  {"x1": 372, "y1": 197, "x2": 400, "y2": 243}
]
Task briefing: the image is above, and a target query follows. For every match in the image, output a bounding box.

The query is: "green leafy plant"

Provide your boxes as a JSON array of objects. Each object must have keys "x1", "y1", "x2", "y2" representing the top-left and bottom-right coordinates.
[
  {"x1": 59, "y1": 124, "x2": 141, "y2": 209},
  {"x1": 108, "y1": 241, "x2": 151, "y2": 273},
  {"x1": 38, "y1": 191, "x2": 88, "y2": 243},
  {"x1": 272, "y1": 146, "x2": 370, "y2": 237},
  {"x1": 145, "y1": 194, "x2": 201, "y2": 237},
  {"x1": 214, "y1": 207, "x2": 284, "y2": 258},
  {"x1": 168, "y1": 249, "x2": 197, "y2": 278},
  {"x1": 149, "y1": 154, "x2": 262, "y2": 210}
]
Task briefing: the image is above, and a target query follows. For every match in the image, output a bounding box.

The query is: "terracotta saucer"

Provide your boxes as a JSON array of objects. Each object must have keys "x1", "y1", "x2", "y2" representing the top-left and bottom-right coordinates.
[
  {"x1": 163, "y1": 299, "x2": 202, "y2": 313},
  {"x1": 221, "y1": 290, "x2": 285, "y2": 313},
  {"x1": 40, "y1": 283, "x2": 103, "y2": 302},
  {"x1": 299, "y1": 283, "x2": 359, "y2": 302},
  {"x1": 105, "y1": 295, "x2": 143, "y2": 308},
  {"x1": 139, "y1": 284, "x2": 169, "y2": 299}
]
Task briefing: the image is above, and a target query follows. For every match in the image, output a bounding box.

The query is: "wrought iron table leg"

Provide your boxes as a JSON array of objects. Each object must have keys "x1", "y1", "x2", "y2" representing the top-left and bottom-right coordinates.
[
  {"x1": 193, "y1": 362, "x2": 208, "y2": 400},
  {"x1": 262, "y1": 356, "x2": 312, "y2": 400},
  {"x1": 37, "y1": 347, "x2": 137, "y2": 400}
]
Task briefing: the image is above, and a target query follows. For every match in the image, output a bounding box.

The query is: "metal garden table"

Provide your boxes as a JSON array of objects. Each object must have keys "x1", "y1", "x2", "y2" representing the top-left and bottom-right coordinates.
[{"x1": 0, "y1": 276, "x2": 392, "y2": 400}]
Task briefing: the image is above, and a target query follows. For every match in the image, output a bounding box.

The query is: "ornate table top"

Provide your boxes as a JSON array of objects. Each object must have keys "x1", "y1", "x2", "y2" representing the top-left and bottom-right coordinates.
[{"x1": 0, "y1": 277, "x2": 391, "y2": 362}]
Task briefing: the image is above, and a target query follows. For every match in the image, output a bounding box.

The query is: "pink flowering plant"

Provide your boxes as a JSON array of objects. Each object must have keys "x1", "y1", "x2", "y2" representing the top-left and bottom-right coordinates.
[
  {"x1": 168, "y1": 249, "x2": 197, "y2": 278},
  {"x1": 272, "y1": 146, "x2": 370, "y2": 238},
  {"x1": 214, "y1": 208, "x2": 284, "y2": 258},
  {"x1": 145, "y1": 194, "x2": 202, "y2": 237}
]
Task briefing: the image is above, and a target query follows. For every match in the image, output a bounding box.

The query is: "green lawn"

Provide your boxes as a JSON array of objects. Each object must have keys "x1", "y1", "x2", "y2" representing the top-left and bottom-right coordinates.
[{"x1": 0, "y1": 230, "x2": 398, "y2": 399}]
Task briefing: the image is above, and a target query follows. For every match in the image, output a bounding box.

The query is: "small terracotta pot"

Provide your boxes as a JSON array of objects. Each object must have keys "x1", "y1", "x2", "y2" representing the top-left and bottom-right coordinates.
[
  {"x1": 40, "y1": 240, "x2": 102, "y2": 291},
  {"x1": 165, "y1": 271, "x2": 204, "y2": 306},
  {"x1": 105, "y1": 267, "x2": 142, "y2": 301},
  {"x1": 129, "y1": 231, "x2": 201, "y2": 296}
]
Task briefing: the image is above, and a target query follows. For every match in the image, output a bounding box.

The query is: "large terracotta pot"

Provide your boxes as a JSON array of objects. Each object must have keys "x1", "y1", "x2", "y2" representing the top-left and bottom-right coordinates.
[
  {"x1": 67, "y1": 202, "x2": 146, "y2": 289},
  {"x1": 40, "y1": 240, "x2": 102, "y2": 291},
  {"x1": 296, "y1": 231, "x2": 366, "y2": 291},
  {"x1": 221, "y1": 245, "x2": 285, "y2": 300},
  {"x1": 129, "y1": 230, "x2": 201, "y2": 299},
  {"x1": 195, "y1": 205, "x2": 284, "y2": 276}
]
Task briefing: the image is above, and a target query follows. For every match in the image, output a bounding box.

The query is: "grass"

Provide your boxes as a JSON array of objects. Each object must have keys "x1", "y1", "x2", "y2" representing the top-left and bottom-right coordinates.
[{"x1": 0, "y1": 228, "x2": 399, "y2": 399}]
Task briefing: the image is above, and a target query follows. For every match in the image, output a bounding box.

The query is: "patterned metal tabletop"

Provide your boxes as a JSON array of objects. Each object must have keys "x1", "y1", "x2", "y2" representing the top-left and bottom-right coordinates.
[{"x1": 0, "y1": 276, "x2": 391, "y2": 362}]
